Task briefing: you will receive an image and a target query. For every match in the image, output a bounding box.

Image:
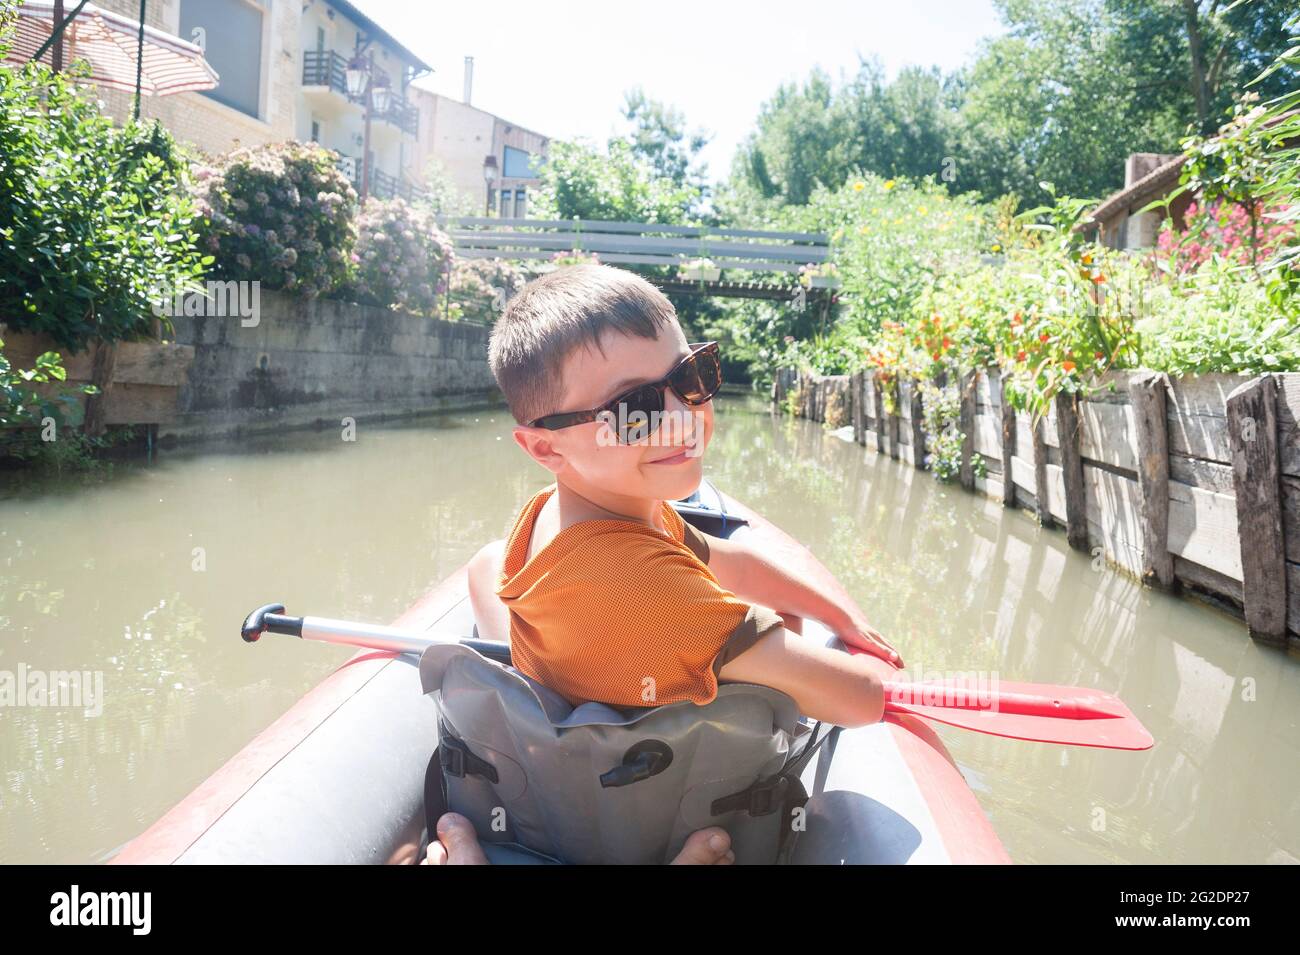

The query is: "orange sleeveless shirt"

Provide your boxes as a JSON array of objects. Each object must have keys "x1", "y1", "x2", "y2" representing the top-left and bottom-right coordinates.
[{"x1": 495, "y1": 483, "x2": 784, "y2": 708}]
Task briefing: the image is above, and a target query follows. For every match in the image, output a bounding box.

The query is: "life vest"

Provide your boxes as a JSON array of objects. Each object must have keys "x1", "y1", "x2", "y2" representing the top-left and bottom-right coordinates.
[{"x1": 418, "y1": 641, "x2": 828, "y2": 865}]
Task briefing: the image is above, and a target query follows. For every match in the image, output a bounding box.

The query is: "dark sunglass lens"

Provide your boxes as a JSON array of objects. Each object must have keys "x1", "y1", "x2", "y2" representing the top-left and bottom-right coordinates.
[
  {"x1": 672, "y1": 348, "x2": 721, "y2": 403},
  {"x1": 613, "y1": 385, "x2": 663, "y2": 443}
]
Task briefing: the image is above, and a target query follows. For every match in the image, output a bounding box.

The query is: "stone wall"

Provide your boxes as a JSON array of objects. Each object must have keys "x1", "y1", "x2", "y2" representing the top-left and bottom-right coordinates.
[{"x1": 163, "y1": 290, "x2": 499, "y2": 440}]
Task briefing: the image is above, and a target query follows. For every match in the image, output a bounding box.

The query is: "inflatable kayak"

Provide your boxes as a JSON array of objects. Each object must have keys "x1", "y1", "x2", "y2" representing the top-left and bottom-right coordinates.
[{"x1": 111, "y1": 482, "x2": 1011, "y2": 865}]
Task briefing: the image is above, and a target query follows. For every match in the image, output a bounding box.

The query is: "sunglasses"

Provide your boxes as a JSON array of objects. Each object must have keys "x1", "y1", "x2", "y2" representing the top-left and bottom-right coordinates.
[{"x1": 528, "y1": 341, "x2": 723, "y2": 444}]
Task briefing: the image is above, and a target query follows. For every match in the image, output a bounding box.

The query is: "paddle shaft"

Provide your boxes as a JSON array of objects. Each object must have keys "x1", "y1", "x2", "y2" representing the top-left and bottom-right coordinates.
[{"x1": 244, "y1": 607, "x2": 1096, "y2": 720}]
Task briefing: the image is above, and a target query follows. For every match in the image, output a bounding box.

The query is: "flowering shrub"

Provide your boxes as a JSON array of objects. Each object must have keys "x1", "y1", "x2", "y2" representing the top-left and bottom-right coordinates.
[
  {"x1": 1156, "y1": 198, "x2": 1295, "y2": 274},
  {"x1": 347, "y1": 198, "x2": 454, "y2": 314},
  {"x1": 549, "y1": 250, "x2": 601, "y2": 267},
  {"x1": 449, "y1": 257, "x2": 529, "y2": 324},
  {"x1": 0, "y1": 63, "x2": 207, "y2": 349},
  {"x1": 192, "y1": 141, "x2": 356, "y2": 296}
]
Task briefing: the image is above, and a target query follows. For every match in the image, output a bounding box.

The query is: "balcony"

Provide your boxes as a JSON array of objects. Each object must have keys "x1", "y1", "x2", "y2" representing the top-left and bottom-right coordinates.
[
  {"x1": 302, "y1": 50, "x2": 420, "y2": 137},
  {"x1": 334, "y1": 154, "x2": 426, "y2": 203}
]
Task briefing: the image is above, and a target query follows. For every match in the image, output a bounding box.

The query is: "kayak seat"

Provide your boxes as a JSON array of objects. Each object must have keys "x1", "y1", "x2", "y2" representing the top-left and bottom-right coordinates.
[{"x1": 419, "y1": 640, "x2": 819, "y2": 865}]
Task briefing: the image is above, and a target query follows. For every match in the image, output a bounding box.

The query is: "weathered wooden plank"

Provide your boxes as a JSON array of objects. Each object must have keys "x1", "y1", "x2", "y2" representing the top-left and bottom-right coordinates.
[
  {"x1": 1167, "y1": 480, "x2": 1242, "y2": 581},
  {"x1": 1032, "y1": 414, "x2": 1051, "y2": 526},
  {"x1": 863, "y1": 371, "x2": 879, "y2": 419},
  {"x1": 1128, "y1": 371, "x2": 1176, "y2": 589},
  {"x1": 851, "y1": 370, "x2": 865, "y2": 444},
  {"x1": 1044, "y1": 462, "x2": 1067, "y2": 524},
  {"x1": 886, "y1": 382, "x2": 900, "y2": 461},
  {"x1": 1283, "y1": 475, "x2": 1300, "y2": 565},
  {"x1": 1227, "y1": 375, "x2": 1288, "y2": 644},
  {"x1": 1040, "y1": 406, "x2": 1060, "y2": 448},
  {"x1": 1079, "y1": 399, "x2": 1138, "y2": 472},
  {"x1": 1166, "y1": 373, "x2": 1249, "y2": 464},
  {"x1": 1177, "y1": 555, "x2": 1244, "y2": 606},
  {"x1": 909, "y1": 380, "x2": 926, "y2": 469},
  {"x1": 1001, "y1": 376, "x2": 1017, "y2": 507},
  {"x1": 959, "y1": 370, "x2": 976, "y2": 491},
  {"x1": 1055, "y1": 392, "x2": 1088, "y2": 550},
  {"x1": 1169, "y1": 453, "x2": 1236, "y2": 494},
  {"x1": 1275, "y1": 373, "x2": 1300, "y2": 477},
  {"x1": 973, "y1": 411, "x2": 1001, "y2": 459},
  {"x1": 1288, "y1": 561, "x2": 1300, "y2": 635},
  {"x1": 1084, "y1": 464, "x2": 1144, "y2": 579}
]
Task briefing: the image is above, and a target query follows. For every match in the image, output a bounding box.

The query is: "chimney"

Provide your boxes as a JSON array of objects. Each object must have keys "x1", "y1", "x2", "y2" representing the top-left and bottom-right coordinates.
[
  {"x1": 1124, "y1": 152, "x2": 1181, "y2": 188},
  {"x1": 463, "y1": 56, "x2": 473, "y2": 106}
]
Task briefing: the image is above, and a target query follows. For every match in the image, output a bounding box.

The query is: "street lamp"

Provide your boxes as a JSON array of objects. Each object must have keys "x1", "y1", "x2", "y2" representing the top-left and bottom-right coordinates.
[
  {"x1": 345, "y1": 53, "x2": 391, "y2": 201},
  {"x1": 483, "y1": 155, "x2": 498, "y2": 216}
]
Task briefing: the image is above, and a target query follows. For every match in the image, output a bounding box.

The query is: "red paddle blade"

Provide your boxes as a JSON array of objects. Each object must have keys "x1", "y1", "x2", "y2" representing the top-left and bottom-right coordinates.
[{"x1": 883, "y1": 680, "x2": 1155, "y2": 751}]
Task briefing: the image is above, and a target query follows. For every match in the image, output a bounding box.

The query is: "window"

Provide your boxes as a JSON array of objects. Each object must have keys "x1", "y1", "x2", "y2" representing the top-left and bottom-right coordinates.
[
  {"x1": 499, "y1": 189, "x2": 513, "y2": 217},
  {"x1": 316, "y1": 26, "x2": 325, "y2": 53},
  {"x1": 503, "y1": 146, "x2": 539, "y2": 179},
  {"x1": 181, "y1": 0, "x2": 263, "y2": 118},
  {"x1": 515, "y1": 188, "x2": 527, "y2": 218},
  {"x1": 310, "y1": 120, "x2": 320, "y2": 143}
]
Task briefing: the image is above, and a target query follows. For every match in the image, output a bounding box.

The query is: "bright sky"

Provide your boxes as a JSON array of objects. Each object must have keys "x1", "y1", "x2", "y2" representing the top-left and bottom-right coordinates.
[{"x1": 353, "y1": 0, "x2": 1007, "y2": 188}]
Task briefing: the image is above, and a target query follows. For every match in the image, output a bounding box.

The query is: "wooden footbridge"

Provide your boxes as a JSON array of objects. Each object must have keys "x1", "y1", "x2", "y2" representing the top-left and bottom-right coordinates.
[{"x1": 433, "y1": 216, "x2": 838, "y2": 306}]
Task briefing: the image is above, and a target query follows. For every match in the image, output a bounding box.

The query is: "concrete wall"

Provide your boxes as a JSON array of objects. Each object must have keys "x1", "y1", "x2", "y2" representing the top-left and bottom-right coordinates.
[{"x1": 163, "y1": 290, "x2": 499, "y2": 440}]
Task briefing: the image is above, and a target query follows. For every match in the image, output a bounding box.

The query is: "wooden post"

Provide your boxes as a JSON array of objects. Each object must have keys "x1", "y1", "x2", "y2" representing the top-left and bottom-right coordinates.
[
  {"x1": 1032, "y1": 411, "x2": 1051, "y2": 527},
  {"x1": 872, "y1": 374, "x2": 884, "y2": 452},
  {"x1": 1128, "y1": 371, "x2": 1176, "y2": 589},
  {"x1": 1054, "y1": 391, "x2": 1089, "y2": 551},
  {"x1": 851, "y1": 371, "x2": 865, "y2": 444},
  {"x1": 958, "y1": 370, "x2": 976, "y2": 490},
  {"x1": 81, "y1": 340, "x2": 118, "y2": 438},
  {"x1": 1226, "y1": 374, "x2": 1287, "y2": 645},
  {"x1": 909, "y1": 379, "x2": 926, "y2": 470},
  {"x1": 886, "y1": 379, "x2": 900, "y2": 460},
  {"x1": 999, "y1": 371, "x2": 1016, "y2": 507}
]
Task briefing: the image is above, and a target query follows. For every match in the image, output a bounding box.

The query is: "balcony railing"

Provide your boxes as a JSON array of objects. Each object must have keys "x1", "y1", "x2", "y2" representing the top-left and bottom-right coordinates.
[
  {"x1": 334, "y1": 153, "x2": 426, "y2": 203},
  {"x1": 302, "y1": 49, "x2": 420, "y2": 137}
]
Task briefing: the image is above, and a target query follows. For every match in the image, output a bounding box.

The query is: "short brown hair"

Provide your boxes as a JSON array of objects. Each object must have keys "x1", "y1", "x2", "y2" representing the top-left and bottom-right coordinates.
[{"x1": 488, "y1": 264, "x2": 680, "y2": 425}]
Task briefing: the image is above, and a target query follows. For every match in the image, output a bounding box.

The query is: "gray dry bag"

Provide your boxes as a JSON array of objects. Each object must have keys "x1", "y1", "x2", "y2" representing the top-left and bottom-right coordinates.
[{"x1": 418, "y1": 642, "x2": 811, "y2": 865}]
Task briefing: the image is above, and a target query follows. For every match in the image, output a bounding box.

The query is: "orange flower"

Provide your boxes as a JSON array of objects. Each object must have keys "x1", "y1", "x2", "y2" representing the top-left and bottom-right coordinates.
[
  {"x1": 1091, "y1": 273, "x2": 1107, "y2": 284},
  {"x1": 1081, "y1": 252, "x2": 1093, "y2": 266},
  {"x1": 1011, "y1": 312, "x2": 1022, "y2": 326},
  {"x1": 1039, "y1": 332, "x2": 1050, "y2": 343},
  {"x1": 1062, "y1": 360, "x2": 1076, "y2": 373},
  {"x1": 1016, "y1": 350, "x2": 1027, "y2": 362},
  {"x1": 942, "y1": 336, "x2": 951, "y2": 349}
]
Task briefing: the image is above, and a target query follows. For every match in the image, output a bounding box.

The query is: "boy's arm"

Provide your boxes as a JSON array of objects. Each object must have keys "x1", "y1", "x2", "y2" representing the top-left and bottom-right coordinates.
[
  {"x1": 716, "y1": 626, "x2": 885, "y2": 727},
  {"x1": 697, "y1": 529, "x2": 902, "y2": 667}
]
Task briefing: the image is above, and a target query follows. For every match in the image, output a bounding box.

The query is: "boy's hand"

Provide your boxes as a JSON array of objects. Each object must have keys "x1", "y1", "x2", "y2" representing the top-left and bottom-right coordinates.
[{"x1": 833, "y1": 613, "x2": 903, "y2": 668}]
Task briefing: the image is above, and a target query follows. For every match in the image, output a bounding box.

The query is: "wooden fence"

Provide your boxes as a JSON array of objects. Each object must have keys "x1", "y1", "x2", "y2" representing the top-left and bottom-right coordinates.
[{"x1": 772, "y1": 366, "x2": 1300, "y2": 650}]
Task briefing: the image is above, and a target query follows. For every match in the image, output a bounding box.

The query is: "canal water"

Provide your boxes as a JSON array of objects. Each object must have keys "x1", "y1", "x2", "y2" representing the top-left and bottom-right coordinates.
[{"x1": 1, "y1": 394, "x2": 1297, "y2": 864}]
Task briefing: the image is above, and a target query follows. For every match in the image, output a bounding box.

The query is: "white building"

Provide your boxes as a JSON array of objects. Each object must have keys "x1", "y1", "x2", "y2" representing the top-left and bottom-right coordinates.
[{"x1": 91, "y1": 0, "x2": 429, "y2": 200}]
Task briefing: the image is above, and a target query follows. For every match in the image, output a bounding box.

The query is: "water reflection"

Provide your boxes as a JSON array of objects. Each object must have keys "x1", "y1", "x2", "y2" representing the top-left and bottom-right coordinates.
[
  {"x1": 708, "y1": 396, "x2": 1300, "y2": 865},
  {"x1": 1, "y1": 395, "x2": 1297, "y2": 864}
]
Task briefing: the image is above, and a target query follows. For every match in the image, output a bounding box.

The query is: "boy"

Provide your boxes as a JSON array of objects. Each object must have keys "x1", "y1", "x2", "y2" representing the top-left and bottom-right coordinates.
[{"x1": 466, "y1": 264, "x2": 901, "y2": 727}]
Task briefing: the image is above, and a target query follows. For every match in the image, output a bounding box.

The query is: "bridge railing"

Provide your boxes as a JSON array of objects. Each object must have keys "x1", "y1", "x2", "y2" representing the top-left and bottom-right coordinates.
[{"x1": 433, "y1": 217, "x2": 830, "y2": 275}]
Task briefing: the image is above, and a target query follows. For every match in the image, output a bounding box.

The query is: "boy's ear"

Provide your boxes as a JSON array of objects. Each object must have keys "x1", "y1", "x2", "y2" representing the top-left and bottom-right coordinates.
[{"x1": 512, "y1": 425, "x2": 566, "y2": 475}]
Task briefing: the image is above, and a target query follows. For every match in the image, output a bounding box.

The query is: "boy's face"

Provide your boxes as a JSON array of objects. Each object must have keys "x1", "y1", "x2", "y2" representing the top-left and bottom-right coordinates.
[{"x1": 514, "y1": 324, "x2": 714, "y2": 504}]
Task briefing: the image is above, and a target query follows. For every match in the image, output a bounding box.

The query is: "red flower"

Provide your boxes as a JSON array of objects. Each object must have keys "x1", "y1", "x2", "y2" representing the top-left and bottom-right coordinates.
[
  {"x1": 1039, "y1": 333, "x2": 1050, "y2": 343},
  {"x1": 1016, "y1": 350, "x2": 1027, "y2": 362}
]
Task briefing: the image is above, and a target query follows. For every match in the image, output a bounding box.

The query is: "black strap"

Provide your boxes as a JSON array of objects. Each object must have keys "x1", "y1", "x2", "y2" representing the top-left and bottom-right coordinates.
[
  {"x1": 439, "y1": 734, "x2": 500, "y2": 783},
  {"x1": 424, "y1": 746, "x2": 449, "y2": 838},
  {"x1": 709, "y1": 720, "x2": 840, "y2": 818}
]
